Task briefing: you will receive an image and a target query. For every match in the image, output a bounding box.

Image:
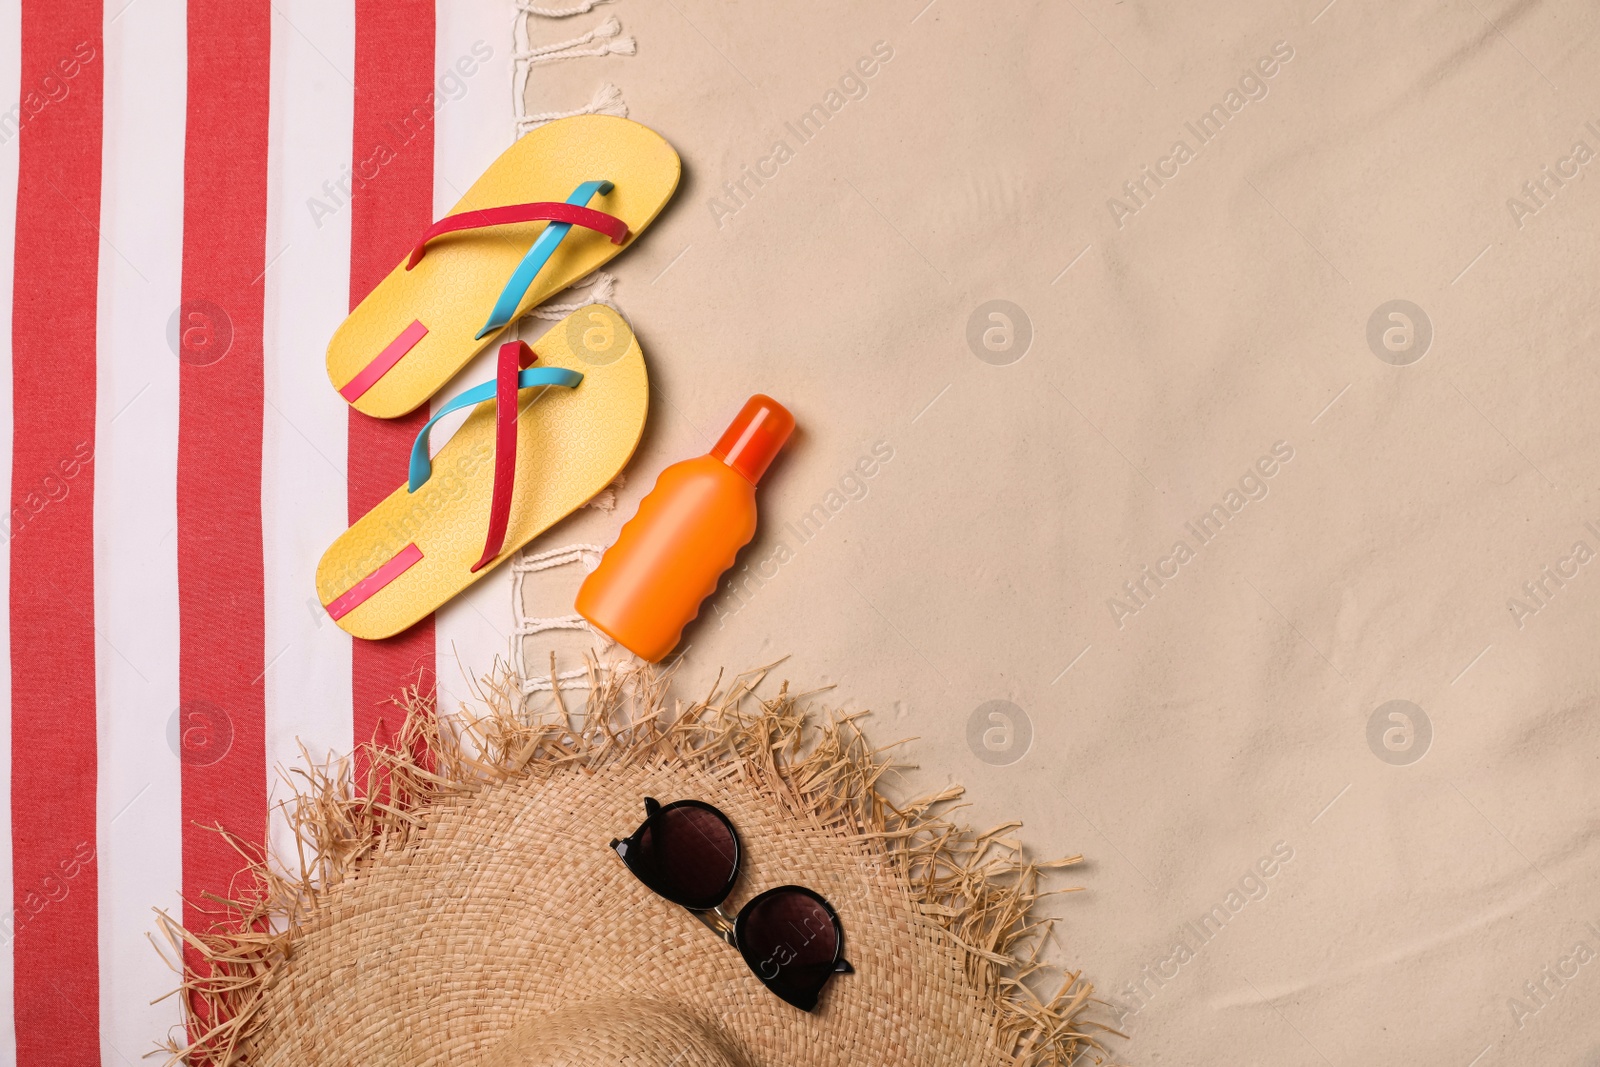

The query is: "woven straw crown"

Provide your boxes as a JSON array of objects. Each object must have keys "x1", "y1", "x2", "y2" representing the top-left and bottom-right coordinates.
[{"x1": 480, "y1": 997, "x2": 745, "y2": 1067}]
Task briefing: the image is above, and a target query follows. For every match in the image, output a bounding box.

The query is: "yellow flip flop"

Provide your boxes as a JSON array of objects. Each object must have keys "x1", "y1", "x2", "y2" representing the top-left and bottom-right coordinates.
[
  {"x1": 317, "y1": 304, "x2": 647, "y2": 639},
  {"x1": 328, "y1": 115, "x2": 678, "y2": 419}
]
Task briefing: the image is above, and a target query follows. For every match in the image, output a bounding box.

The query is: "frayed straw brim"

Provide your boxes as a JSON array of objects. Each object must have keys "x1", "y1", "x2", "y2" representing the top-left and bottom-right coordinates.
[{"x1": 155, "y1": 663, "x2": 1115, "y2": 1065}]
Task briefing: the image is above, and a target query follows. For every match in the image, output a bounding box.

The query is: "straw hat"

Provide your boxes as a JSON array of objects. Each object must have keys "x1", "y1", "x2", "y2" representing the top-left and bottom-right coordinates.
[
  {"x1": 161, "y1": 666, "x2": 1106, "y2": 1066},
  {"x1": 479, "y1": 997, "x2": 746, "y2": 1067}
]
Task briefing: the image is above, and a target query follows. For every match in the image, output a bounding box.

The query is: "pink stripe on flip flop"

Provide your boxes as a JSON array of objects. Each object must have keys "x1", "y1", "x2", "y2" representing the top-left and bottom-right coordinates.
[
  {"x1": 339, "y1": 319, "x2": 428, "y2": 402},
  {"x1": 326, "y1": 542, "x2": 424, "y2": 620}
]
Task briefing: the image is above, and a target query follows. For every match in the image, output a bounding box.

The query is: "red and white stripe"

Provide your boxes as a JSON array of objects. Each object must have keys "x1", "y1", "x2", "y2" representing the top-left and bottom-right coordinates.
[{"x1": 2, "y1": 1, "x2": 521, "y2": 1060}]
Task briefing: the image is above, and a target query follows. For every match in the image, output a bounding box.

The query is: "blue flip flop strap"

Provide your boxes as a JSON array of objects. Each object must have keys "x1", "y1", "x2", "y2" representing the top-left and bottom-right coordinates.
[
  {"x1": 475, "y1": 179, "x2": 614, "y2": 340},
  {"x1": 408, "y1": 366, "x2": 582, "y2": 492}
]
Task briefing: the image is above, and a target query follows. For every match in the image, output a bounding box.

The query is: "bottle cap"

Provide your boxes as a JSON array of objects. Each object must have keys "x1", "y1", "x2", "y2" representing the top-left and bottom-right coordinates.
[{"x1": 711, "y1": 395, "x2": 794, "y2": 486}]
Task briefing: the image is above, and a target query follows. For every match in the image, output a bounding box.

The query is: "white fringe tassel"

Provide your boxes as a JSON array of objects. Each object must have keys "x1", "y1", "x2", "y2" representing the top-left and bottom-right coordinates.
[
  {"x1": 516, "y1": 0, "x2": 613, "y2": 16},
  {"x1": 511, "y1": 544, "x2": 621, "y2": 694},
  {"x1": 517, "y1": 82, "x2": 628, "y2": 132},
  {"x1": 525, "y1": 270, "x2": 618, "y2": 321},
  {"x1": 516, "y1": 16, "x2": 635, "y2": 65},
  {"x1": 508, "y1": 0, "x2": 637, "y2": 698}
]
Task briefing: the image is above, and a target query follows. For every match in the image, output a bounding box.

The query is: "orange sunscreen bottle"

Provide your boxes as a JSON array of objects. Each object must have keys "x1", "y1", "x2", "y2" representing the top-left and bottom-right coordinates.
[{"x1": 576, "y1": 395, "x2": 794, "y2": 662}]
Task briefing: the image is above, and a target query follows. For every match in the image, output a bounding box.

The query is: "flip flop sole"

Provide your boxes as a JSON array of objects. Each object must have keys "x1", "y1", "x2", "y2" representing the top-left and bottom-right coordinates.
[
  {"x1": 317, "y1": 304, "x2": 648, "y2": 640},
  {"x1": 328, "y1": 115, "x2": 678, "y2": 419}
]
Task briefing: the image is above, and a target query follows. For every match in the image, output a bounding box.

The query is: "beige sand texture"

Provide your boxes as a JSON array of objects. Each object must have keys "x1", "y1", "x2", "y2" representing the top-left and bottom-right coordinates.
[{"x1": 512, "y1": 2, "x2": 1600, "y2": 1063}]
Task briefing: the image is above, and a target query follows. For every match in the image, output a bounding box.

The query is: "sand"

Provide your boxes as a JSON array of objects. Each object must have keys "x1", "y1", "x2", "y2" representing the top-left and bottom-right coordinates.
[{"x1": 509, "y1": 3, "x2": 1600, "y2": 1062}]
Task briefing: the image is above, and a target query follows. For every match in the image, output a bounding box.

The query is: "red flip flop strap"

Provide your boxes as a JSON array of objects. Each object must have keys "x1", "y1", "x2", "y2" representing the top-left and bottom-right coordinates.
[
  {"x1": 470, "y1": 339, "x2": 530, "y2": 573},
  {"x1": 325, "y1": 543, "x2": 425, "y2": 621},
  {"x1": 406, "y1": 202, "x2": 629, "y2": 270}
]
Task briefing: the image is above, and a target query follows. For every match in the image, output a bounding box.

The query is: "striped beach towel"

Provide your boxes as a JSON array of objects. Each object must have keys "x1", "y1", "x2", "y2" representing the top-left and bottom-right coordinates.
[{"x1": 2, "y1": 1, "x2": 532, "y2": 1060}]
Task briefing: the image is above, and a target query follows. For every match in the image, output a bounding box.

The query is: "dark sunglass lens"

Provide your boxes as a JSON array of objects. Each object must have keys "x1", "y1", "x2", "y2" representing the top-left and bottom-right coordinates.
[
  {"x1": 736, "y1": 888, "x2": 843, "y2": 1012},
  {"x1": 631, "y1": 804, "x2": 738, "y2": 910}
]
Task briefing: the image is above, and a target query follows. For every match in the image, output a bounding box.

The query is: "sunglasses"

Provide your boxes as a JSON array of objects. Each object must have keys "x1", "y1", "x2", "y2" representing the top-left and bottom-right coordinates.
[{"x1": 610, "y1": 797, "x2": 853, "y2": 1012}]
